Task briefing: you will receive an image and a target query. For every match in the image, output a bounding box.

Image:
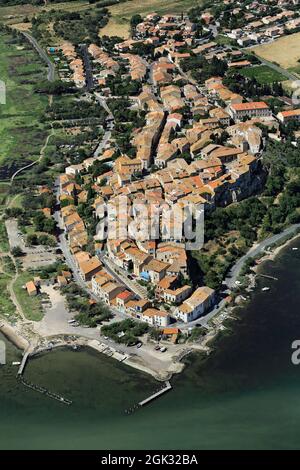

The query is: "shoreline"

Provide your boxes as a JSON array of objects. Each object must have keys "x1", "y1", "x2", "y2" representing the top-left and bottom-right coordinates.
[{"x1": 1, "y1": 228, "x2": 300, "y2": 382}]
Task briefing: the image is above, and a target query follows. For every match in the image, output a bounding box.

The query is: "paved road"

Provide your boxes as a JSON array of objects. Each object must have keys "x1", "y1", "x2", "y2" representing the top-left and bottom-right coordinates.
[
  {"x1": 80, "y1": 43, "x2": 94, "y2": 91},
  {"x1": 225, "y1": 223, "x2": 300, "y2": 289},
  {"x1": 95, "y1": 92, "x2": 114, "y2": 118},
  {"x1": 94, "y1": 130, "x2": 111, "y2": 157},
  {"x1": 11, "y1": 128, "x2": 54, "y2": 181},
  {"x1": 102, "y1": 255, "x2": 148, "y2": 299},
  {"x1": 177, "y1": 223, "x2": 300, "y2": 330},
  {"x1": 256, "y1": 56, "x2": 299, "y2": 82},
  {"x1": 22, "y1": 32, "x2": 55, "y2": 82}
]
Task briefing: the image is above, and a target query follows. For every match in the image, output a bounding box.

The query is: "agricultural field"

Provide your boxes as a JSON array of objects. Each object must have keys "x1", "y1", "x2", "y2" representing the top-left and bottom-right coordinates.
[
  {"x1": 240, "y1": 65, "x2": 286, "y2": 84},
  {"x1": 251, "y1": 32, "x2": 300, "y2": 76},
  {"x1": 0, "y1": 1, "x2": 90, "y2": 27},
  {"x1": 100, "y1": 0, "x2": 203, "y2": 38},
  {"x1": 0, "y1": 32, "x2": 48, "y2": 179}
]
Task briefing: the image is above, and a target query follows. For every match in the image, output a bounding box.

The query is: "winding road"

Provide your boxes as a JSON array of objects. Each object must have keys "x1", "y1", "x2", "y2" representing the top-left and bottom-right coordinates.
[
  {"x1": 256, "y1": 56, "x2": 299, "y2": 82},
  {"x1": 178, "y1": 223, "x2": 300, "y2": 330},
  {"x1": 10, "y1": 32, "x2": 55, "y2": 182},
  {"x1": 21, "y1": 32, "x2": 55, "y2": 82},
  {"x1": 10, "y1": 129, "x2": 54, "y2": 182},
  {"x1": 225, "y1": 223, "x2": 300, "y2": 289}
]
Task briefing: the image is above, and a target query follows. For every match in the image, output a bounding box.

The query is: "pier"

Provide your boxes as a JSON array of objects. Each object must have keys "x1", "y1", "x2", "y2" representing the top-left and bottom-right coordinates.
[
  {"x1": 17, "y1": 351, "x2": 30, "y2": 376},
  {"x1": 20, "y1": 377, "x2": 72, "y2": 406},
  {"x1": 16, "y1": 347, "x2": 73, "y2": 405},
  {"x1": 139, "y1": 381, "x2": 172, "y2": 406},
  {"x1": 256, "y1": 273, "x2": 278, "y2": 281},
  {"x1": 125, "y1": 381, "x2": 172, "y2": 414}
]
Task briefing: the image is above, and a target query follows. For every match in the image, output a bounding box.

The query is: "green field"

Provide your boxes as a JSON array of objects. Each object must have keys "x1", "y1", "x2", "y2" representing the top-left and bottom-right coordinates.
[
  {"x1": 0, "y1": 32, "x2": 48, "y2": 178},
  {"x1": 13, "y1": 271, "x2": 43, "y2": 321},
  {"x1": 240, "y1": 65, "x2": 286, "y2": 84},
  {"x1": 0, "y1": 272, "x2": 16, "y2": 320}
]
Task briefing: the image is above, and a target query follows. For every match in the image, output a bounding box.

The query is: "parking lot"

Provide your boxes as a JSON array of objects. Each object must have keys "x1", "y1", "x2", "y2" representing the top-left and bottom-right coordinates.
[{"x1": 5, "y1": 219, "x2": 59, "y2": 268}]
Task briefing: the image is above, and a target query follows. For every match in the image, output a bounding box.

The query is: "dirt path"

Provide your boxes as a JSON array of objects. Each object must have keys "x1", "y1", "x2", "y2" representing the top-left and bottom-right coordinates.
[{"x1": 11, "y1": 123, "x2": 54, "y2": 182}]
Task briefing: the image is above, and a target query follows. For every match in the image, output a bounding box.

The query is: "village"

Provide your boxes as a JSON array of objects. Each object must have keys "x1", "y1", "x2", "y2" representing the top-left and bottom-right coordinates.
[
  {"x1": 3, "y1": 0, "x2": 300, "y2": 377},
  {"x1": 18, "y1": 2, "x2": 300, "y2": 338}
]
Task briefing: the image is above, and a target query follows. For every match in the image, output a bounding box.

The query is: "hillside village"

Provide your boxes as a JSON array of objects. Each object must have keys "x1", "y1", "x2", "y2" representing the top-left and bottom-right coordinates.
[
  {"x1": 1, "y1": 0, "x2": 300, "y2": 360},
  {"x1": 27, "y1": 0, "x2": 298, "y2": 338}
]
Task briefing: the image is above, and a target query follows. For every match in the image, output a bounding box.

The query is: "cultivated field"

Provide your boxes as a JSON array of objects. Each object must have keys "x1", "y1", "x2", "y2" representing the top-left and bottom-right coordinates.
[
  {"x1": 100, "y1": 0, "x2": 203, "y2": 38},
  {"x1": 251, "y1": 32, "x2": 300, "y2": 75},
  {"x1": 0, "y1": 1, "x2": 90, "y2": 26}
]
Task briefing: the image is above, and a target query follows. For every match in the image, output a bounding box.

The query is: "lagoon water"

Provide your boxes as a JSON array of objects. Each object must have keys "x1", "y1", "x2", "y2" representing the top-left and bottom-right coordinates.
[{"x1": 1, "y1": 238, "x2": 300, "y2": 450}]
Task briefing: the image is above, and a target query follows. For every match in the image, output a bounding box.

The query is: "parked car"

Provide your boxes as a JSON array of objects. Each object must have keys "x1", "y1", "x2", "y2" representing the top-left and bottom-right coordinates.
[{"x1": 136, "y1": 342, "x2": 142, "y2": 349}]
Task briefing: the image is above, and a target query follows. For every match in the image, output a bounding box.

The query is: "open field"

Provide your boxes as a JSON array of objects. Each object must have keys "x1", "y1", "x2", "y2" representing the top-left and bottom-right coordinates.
[
  {"x1": 0, "y1": 1, "x2": 90, "y2": 26},
  {"x1": 251, "y1": 32, "x2": 300, "y2": 76},
  {"x1": 13, "y1": 271, "x2": 43, "y2": 321},
  {"x1": 0, "y1": 272, "x2": 16, "y2": 321},
  {"x1": 0, "y1": 0, "x2": 203, "y2": 40},
  {"x1": 0, "y1": 32, "x2": 48, "y2": 179},
  {"x1": 100, "y1": 0, "x2": 203, "y2": 38},
  {"x1": 240, "y1": 65, "x2": 286, "y2": 84}
]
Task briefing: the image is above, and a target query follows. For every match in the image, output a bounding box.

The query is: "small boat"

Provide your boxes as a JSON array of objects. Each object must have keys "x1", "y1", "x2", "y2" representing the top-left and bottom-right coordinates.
[
  {"x1": 292, "y1": 247, "x2": 298, "y2": 251},
  {"x1": 262, "y1": 287, "x2": 270, "y2": 292}
]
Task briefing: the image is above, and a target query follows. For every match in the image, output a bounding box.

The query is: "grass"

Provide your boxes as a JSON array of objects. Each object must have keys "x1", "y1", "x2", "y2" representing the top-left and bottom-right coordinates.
[
  {"x1": 251, "y1": 32, "x2": 300, "y2": 74},
  {"x1": 0, "y1": 32, "x2": 48, "y2": 179},
  {"x1": 0, "y1": 1, "x2": 90, "y2": 26},
  {"x1": 240, "y1": 65, "x2": 286, "y2": 84},
  {"x1": 100, "y1": 0, "x2": 204, "y2": 38},
  {"x1": 1, "y1": 256, "x2": 15, "y2": 275},
  {"x1": 0, "y1": 273, "x2": 16, "y2": 321},
  {"x1": 0, "y1": 223, "x2": 9, "y2": 253},
  {"x1": 8, "y1": 193, "x2": 23, "y2": 209},
  {"x1": 13, "y1": 271, "x2": 44, "y2": 321}
]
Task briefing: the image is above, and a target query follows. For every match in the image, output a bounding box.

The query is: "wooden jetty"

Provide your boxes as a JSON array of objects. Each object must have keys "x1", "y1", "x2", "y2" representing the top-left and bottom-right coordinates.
[
  {"x1": 20, "y1": 377, "x2": 72, "y2": 406},
  {"x1": 139, "y1": 381, "x2": 172, "y2": 406},
  {"x1": 125, "y1": 381, "x2": 172, "y2": 414},
  {"x1": 16, "y1": 348, "x2": 73, "y2": 405},
  {"x1": 256, "y1": 273, "x2": 278, "y2": 281},
  {"x1": 17, "y1": 351, "x2": 30, "y2": 376}
]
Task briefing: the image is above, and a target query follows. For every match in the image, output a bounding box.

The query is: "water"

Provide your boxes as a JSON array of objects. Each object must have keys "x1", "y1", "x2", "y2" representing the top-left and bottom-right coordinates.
[{"x1": 1, "y1": 239, "x2": 300, "y2": 450}]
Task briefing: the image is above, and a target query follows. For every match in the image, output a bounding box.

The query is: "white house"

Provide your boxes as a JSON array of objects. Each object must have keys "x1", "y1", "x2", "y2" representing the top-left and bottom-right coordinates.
[{"x1": 174, "y1": 286, "x2": 216, "y2": 323}]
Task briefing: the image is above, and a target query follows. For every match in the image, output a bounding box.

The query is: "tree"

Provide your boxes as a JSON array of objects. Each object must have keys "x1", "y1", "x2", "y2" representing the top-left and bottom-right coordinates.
[
  {"x1": 11, "y1": 246, "x2": 24, "y2": 257},
  {"x1": 130, "y1": 14, "x2": 143, "y2": 29}
]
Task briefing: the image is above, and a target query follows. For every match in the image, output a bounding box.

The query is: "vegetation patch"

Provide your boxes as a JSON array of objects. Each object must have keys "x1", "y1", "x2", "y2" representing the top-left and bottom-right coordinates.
[
  {"x1": 0, "y1": 272, "x2": 16, "y2": 321},
  {"x1": 0, "y1": 30, "x2": 48, "y2": 178},
  {"x1": 101, "y1": 318, "x2": 149, "y2": 346},
  {"x1": 13, "y1": 271, "x2": 44, "y2": 321},
  {"x1": 240, "y1": 65, "x2": 286, "y2": 84}
]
